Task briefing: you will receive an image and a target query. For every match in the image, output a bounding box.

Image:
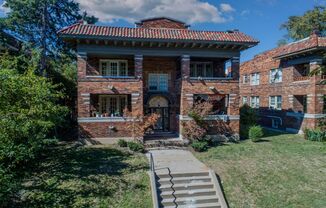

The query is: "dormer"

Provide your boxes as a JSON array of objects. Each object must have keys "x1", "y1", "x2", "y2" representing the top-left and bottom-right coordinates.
[{"x1": 135, "y1": 17, "x2": 190, "y2": 29}]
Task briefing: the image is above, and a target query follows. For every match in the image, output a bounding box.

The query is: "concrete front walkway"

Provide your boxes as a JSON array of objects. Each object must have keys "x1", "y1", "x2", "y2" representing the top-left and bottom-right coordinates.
[{"x1": 149, "y1": 149, "x2": 209, "y2": 175}]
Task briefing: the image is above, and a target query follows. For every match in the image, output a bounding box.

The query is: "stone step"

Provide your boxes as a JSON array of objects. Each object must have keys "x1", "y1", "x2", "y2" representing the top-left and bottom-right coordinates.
[
  {"x1": 163, "y1": 202, "x2": 222, "y2": 208},
  {"x1": 158, "y1": 175, "x2": 212, "y2": 185},
  {"x1": 156, "y1": 171, "x2": 209, "y2": 179},
  {"x1": 161, "y1": 195, "x2": 219, "y2": 207},
  {"x1": 158, "y1": 182, "x2": 214, "y2": 192},
  {"x1": 160, "y1": 188, "x2": 216, "y2": 199}
]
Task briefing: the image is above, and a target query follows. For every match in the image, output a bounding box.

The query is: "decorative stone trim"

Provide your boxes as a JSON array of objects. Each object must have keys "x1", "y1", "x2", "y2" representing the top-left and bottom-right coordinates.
[
  {"x1": 286, "y1": 112, "x2": 326, "y2": 119},
  {"x1": 78, "y1": 117, "x2": 136, "y2": 123}
]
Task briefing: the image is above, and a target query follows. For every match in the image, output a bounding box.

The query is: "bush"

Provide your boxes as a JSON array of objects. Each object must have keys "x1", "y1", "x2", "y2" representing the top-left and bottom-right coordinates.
[
  {"x1": 127, "y1": 141, "x2": 145, "y2": 153},
  {"x1": 240, "y1": 104, "x2": 258, "y2": 139},
  {"x1": 117, "y1": 139, "x2": 128, "y2": 147},
  {"x1": 191, "y1": 141, "x2": 208, "y2": 152},
  {"x1": 304, "y1": 129, "x2": 326, "y2": 142},
  {"x1": 249, "y1": 125, "x2": 264, "y2": 142}
]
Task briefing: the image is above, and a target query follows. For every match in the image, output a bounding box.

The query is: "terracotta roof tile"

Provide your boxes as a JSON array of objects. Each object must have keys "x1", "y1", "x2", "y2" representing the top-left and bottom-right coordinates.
[{"x1": 58, "y1": 23, "x2": 259, "y2": 44}]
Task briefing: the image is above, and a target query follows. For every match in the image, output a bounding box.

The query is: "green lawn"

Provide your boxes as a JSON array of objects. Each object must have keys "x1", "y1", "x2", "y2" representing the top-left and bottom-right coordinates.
[
  {"x1": 13, "y1": 143, "x2": 152, "y2": 208},
  {"x1": 194, "y1": 131, "x2": 326, "y2": 208}
]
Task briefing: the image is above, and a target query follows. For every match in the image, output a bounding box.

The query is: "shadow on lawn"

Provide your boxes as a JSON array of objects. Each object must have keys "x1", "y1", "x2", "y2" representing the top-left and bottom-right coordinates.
[{"x1": 11, "y1": 143, "x2": 147, "y2": 208}]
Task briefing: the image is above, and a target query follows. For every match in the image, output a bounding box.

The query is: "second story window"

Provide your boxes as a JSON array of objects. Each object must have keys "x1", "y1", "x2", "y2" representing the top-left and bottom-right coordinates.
[
  {"x1": 269, "y1": 96, "x2": 282, "y2": 110},
  {"x1": 243, "y1": 74, "x2": 249, "y2": 84},
  {"x1": 250, "y1": 96, "x2": 260, "y2": 108},
  {"x1": 250, "y1": 73, "x2": 260, "y2": 85},
  {"x1": 148, "y1": 73, "x2": 168, "y2": 92},
  {"x1": 190, "y1": 62, "x2": 213, "y2": 77},
  {"x1": 270, "y1": 68, "x2": 282, "y2": 83},
  {"x1": 100, "y1": 60, "x2": 128, "y2": 77}
]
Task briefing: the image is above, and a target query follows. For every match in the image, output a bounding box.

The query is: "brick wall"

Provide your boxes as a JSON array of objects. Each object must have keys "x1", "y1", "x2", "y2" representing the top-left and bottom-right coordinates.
[{"x1": 240, "y1": 47, "x2": 325, "y2": 132}]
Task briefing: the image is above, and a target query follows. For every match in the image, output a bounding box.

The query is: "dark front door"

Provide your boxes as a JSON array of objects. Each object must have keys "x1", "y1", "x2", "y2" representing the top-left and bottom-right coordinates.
[{"x1": 148, "y1": 107, "x2": 169, "y2": 131}]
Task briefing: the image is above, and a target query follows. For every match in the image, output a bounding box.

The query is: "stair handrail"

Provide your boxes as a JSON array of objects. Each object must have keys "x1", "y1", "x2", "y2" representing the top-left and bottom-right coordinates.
[
  {"x1": 167, "y1": 167, "x2": 178, "y2": 207},
  {"x1": 148, "y1": 152, "x2": 159, "y2": 208}
]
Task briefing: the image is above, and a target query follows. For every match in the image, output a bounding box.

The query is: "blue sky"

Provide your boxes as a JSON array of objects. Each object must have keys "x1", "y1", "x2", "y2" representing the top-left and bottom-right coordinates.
[{"x1": 0, "y1": 0, "x2": 325, "y2": 62}]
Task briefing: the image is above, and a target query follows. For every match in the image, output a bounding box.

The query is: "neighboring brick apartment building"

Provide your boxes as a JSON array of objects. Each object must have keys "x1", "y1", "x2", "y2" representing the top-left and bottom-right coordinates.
[
  {"x1": 240, "y1": 31, "x2": 326, "y2": 133},
  {"x1": 59, "y1": 17, "x2": 258, "y2": 142}
]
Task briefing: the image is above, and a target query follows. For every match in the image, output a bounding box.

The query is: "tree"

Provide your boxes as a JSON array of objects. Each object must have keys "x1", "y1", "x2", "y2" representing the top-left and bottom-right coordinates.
[
  {"x1": 280, "y1": 6, "x2": 326, "y2": 41},
  {"x1": 3, "y1": 0, "x2": 97, "y2": 74},
  {"x1": 0, "y1": 51, "x2": 68, "y2": 205}
]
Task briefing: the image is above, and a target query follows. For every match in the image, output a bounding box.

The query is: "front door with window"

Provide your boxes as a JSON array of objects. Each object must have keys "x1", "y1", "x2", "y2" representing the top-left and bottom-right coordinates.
[{"x1": 146, "y1": 96, "x2": 170, "y2": 132}]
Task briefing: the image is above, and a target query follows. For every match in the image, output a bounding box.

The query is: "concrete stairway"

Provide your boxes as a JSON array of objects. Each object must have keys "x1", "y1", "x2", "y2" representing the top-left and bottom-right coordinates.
[{"x1": 156, "y1": 171, "x2": 225, "y2": 208}]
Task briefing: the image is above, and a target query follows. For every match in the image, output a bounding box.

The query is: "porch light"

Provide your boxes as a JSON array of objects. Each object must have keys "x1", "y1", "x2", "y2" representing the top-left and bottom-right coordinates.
[{"x1": 209, "y1": 86, "x2": 215, "y2": 90}]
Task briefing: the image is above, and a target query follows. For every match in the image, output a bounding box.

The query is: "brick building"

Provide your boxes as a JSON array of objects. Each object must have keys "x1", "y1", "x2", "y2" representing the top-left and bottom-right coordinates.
[
  {"x1": 59, "y1": 17, "x2": 258, "y2": 142},
  {"x1": 240, "y1": 31, "x2": 326, "y2": 133}
]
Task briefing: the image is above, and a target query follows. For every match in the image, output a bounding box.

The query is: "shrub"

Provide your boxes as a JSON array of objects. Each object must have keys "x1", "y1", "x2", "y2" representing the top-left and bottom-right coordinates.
[
  {"x1": 191, "y1": 141, "x2": 208, "y2": 152},
  {"x1": 304, "y1": 129, "x2": 326, "y2": 142},
  {"x1": 127, "y1": 141, "x2": 145, "y2": 153},
  {"x1": 249, "y1": 125, "x2": 264, "y2": 142},
  {"x1": 240, "y1": 104, "x2": 258, "y2": 139},
  {"x1": 117, "y1": 139, "x2": 128, "y2": 147}
]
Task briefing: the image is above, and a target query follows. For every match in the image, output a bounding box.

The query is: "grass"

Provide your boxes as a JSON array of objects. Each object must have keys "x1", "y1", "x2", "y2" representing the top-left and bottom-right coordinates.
[
  {"x1": 11, "y1": 143, "x2": 152, "y2": 208},
  {"x1": 194, "y1": 131, "x2": 326, "y2": 208}
]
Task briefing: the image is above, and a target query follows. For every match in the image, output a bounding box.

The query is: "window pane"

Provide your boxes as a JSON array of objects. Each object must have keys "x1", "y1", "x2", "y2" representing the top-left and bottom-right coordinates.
[
  {"x1": 190, "y1": 64, "x2": 195, "y2": 77},
  {"x1": 110, "y1": 97, "x2": 117, "y2": 116},
  {"x1": 205, "y1": 64, "x2": 213, "y2": 77},
  {"x1": 197, "y1": 64, "x2": 204, "y2": 77},
  {"x1": 110, "y1": 62, "x2": 118, "y2": 76},
  {"x1": 149, "y1": 74, "x2": 158, "y2": 91},
  {"x1": 100, "y1": 97, "x2": 107, "y2": 114},
  {"x1": 159, "y1": 74, "x2": 168, "y2": 91},
  {"x1": 101, "y1": 62, "x2": 107, "y2": 75},
  {"x1": 119, "y1": 62, "x2": 127, "y2": 76},
  {"x1": 119, "y1": 96, "x2": 126, "y2": 116}
]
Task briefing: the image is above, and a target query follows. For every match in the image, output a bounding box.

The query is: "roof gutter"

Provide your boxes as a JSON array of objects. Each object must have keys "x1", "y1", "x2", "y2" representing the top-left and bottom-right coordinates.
[{"x1": 273, "y1": 46, "x2": 325, "y2": 59}]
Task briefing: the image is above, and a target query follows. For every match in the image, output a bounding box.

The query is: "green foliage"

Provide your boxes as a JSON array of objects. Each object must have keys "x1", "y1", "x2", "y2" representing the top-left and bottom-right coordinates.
[
  {"x1": 127, "y1": 141, "x2": 145, "y2": 153},
  {"x1": 117, "y1": 139, "x2": 128, "y2": 147},
  {"x1": 240, "y1": 104, "x2": 258, "y2": 139},
  {"x1": 191, "y1": 140, "x2": 208, "y2": 152},
  {"x1": 0, "y1": 53, "x2": 68, "y2": 205},
  {"x1": 280, "y1": 6, "x2": 326, "y2": 41},
  {"x1": 249, "y1": 125, "x2": 264, "y2": 142},
  {"x1": 304, "y1": 129, "x2": 326, "y2": 142}
]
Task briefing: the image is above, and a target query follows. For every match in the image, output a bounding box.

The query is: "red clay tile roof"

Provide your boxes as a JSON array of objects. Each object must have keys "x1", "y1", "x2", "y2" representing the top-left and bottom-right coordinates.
[
  {"x1": 58, "y1": 23, "x2": 259, "y2": 44},
  {"x1": 275, "y1": 34, "x2": 326, "y2": 58}
]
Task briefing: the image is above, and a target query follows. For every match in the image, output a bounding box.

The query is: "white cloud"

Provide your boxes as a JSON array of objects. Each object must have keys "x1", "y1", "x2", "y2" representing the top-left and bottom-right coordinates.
[
  {"x1": 240, "y1": 10, "x2": 250, "y2": 16},
  {"x1": 0, "y1": 1, "x2": 10, "y2": 15},
  {"x1": 76, "y1": 0, "x2": 235, "y2": 24},
  {"x1": 220, "y1": 3, "x2": 235, "y2": 13}
]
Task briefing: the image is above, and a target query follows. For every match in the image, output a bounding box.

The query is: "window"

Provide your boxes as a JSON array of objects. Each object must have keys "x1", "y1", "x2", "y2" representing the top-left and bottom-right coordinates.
[
  {"x1": 190, "y1": 62, "x2": 213, "y2": 77},
  {"x1": 250, "y1": 73, "x2": 260, "y2": 85},
  {"x1": 243, "y1": 74, "x2": 249, "y2": 84},
  {"x1": 323, "y1": 95, "x2": 326, "y2": 114},
  {"x1": 148, "y1": 74, "x2": 168, "y2": 91},
  {"x1": 242, "y1": 96, "x2": 248, "y2": 104},
  {"x1": 270, "y1": 68, "x2": 282, "y2": 83},
  {"x1": 100, "y1": 60, "x2": 128, "y2": 76},
  {"x1": 269, "y1": 96, "x2": 282, "y2": 110},
  {"x1": 250, "y1": 96, "x2": 260, "y2": 108},
  {"x1": 99, "y1": 95, "x2": 127, "y2": 117}
]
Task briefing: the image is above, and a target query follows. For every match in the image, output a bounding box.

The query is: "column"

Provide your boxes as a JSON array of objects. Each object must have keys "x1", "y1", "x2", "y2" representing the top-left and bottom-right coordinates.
[
  {"x1": 231, "y1": 56, "x2": 240, "y2": 80},
  {"x1": 309, "y1": 59, "x2": 323, "y2": 114},
  {"x1": 133, "y1": 54, "x2": 143, "y2": 115},
  {"x1": 180, "y1": 55, "x2": 191, "y2": 115},
  {"x1": 77, "y1": 52, "x2": 87, "y2": 79}
]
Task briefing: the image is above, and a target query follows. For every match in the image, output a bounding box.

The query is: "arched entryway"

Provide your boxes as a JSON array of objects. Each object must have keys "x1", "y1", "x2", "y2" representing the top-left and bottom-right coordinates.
[{"x1": 146, "y1": 95, "x2": 170, "y2": 132}]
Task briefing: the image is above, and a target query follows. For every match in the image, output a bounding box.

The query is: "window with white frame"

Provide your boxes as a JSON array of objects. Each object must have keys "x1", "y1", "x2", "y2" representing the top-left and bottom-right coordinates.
[
  {"x1": 190, "y1": 62, "x2": 213, "y2": 77},
  {"x1": 270, "y1": 68, "x2": 282, "y2": 83},
  {"x1": 250, "y1": 96, "x2": 260, "y2": 108},
  {"x1": 250, "y1": 73, "x2": 260, "y2": 85},
  {"x1": 242, "y1": 96, "x2": 248, "y2": 105},
  {"x1": 243, "y1": 74, "x2": 249, "y2": 84},
  {"x1": 100, "y1": 60, "x2": 128, "y2": 76},
  {"x1": 148, "y1": 74, "x2": 168, "y2": 91},
  {"x1": 269, "y1": 96, "x2": 282, "y2": 110},
  {"x1": 99, "y1": 95, "x2": 128, "y2": 117}
]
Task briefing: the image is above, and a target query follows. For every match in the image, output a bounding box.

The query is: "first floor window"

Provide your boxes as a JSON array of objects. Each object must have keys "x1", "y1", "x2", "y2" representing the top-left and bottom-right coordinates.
[
  {"x1": 149, "y1": 73, "x2": 168, "y2": 91},
  {"x1": 269, "y1": 96, "x2": 282, "y2": 110},
  {"x1": 100, "y1": 60, "x2": 128, "y2": 76},
  {"x1": 250, "y1": 96, "x2": 260, "y2": 108},
  {"x1": 242, "y1": 96, "x2": 248, "y2": 104},
  {"x1": 99, "y1": 95, "x2": 127, "y2": 117},
  {"x1": 270, "y1": 68, "x2": 282, "y2": 83},
  {"x1": 272, "y1": 119, "x2": 281, "y2": 129},
  {"x1": 250, "y1": 73, "x2": 260, "y2": 85},
  {"x1": 190, "y1": 62, "x2": 213, "y2": 77}
]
